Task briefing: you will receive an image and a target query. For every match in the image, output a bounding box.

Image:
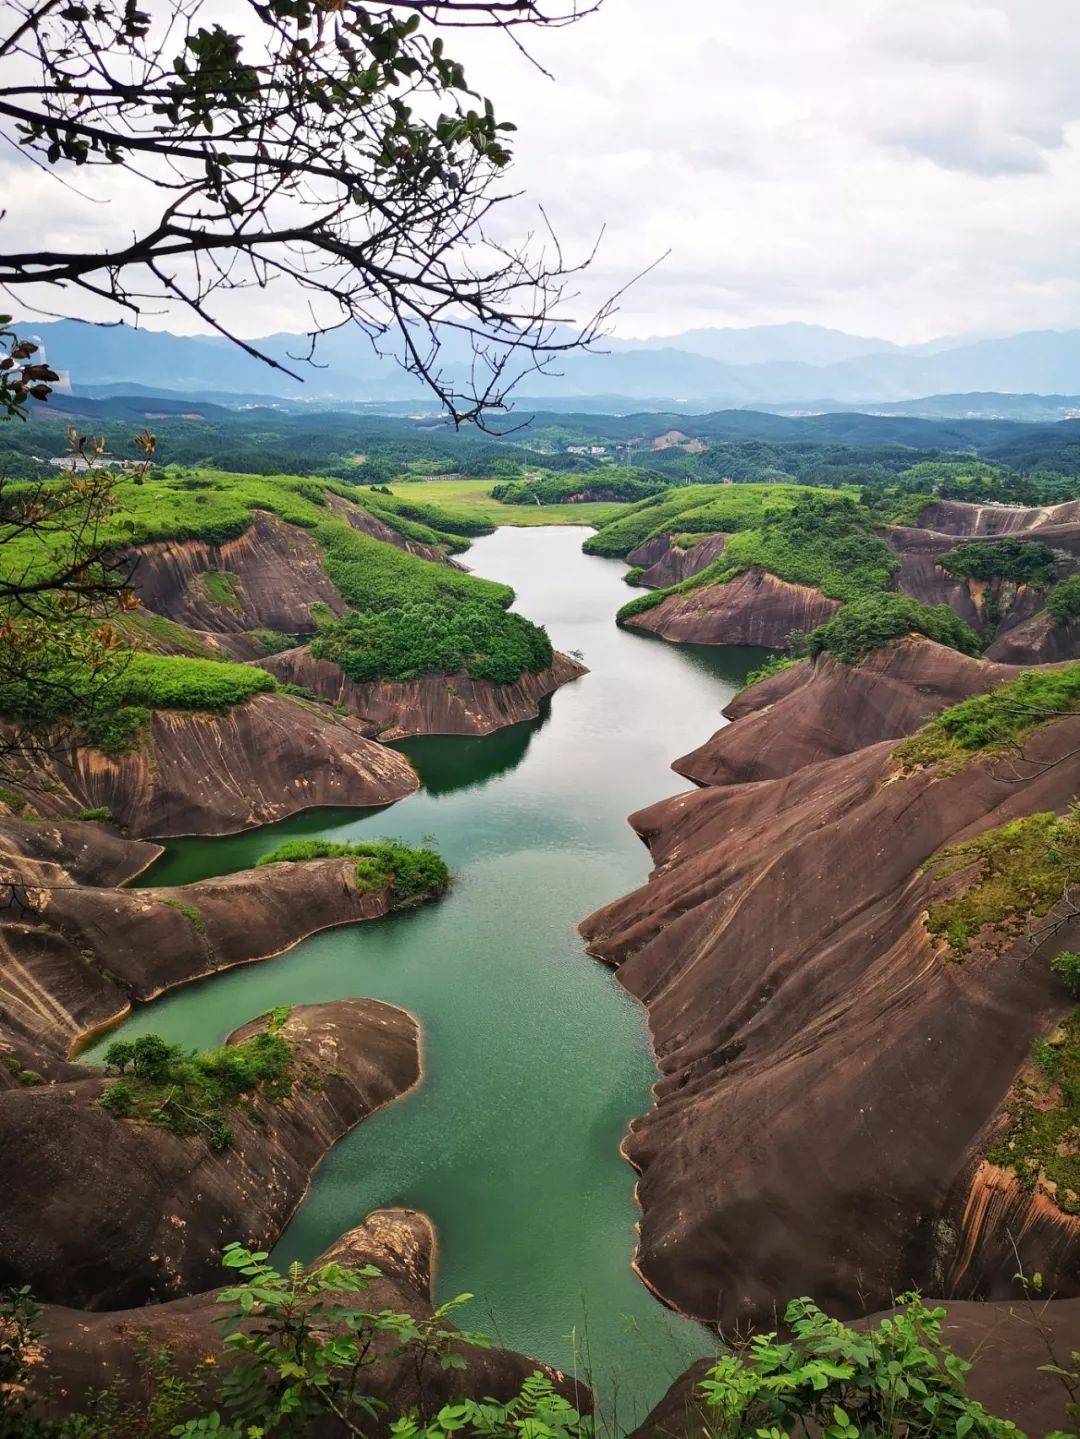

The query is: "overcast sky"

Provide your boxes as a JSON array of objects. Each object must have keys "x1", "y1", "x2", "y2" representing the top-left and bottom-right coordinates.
[{"x1": 6, "y1": 0, "x2": 1080, "y2": 344}]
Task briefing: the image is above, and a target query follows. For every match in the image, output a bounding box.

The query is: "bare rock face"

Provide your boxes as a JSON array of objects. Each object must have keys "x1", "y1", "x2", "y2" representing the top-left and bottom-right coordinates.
[
  {"x1": 674, "y1": 639, "x2": 1023, "y2": 787},
  {"x1": 31, "y1": 1208, "x2": 591, "y2": 1428},
  {"x1": 0, "y1": 1001, "x2": 422, "y2": 1310},
  {"x1": 627, "y1": 533, "x2": 729, "y2": 590},
  {"x1": 10, "y1": 693, "x2": 419, "y2": 837},
  {"x1": 261, "y1": 646, "x2": 588, "y2": 739},
  {"x1": 130, "y1": 512, "x2": 349, "y2": 635},
  {"x1": 917, "y1": 498, "x2": 1080, "y2": 536},
  {"x1": 987, "y1": 610, "x2": 1080, "y2": 663},
  {"x1": 324, "y1": 491, "x2": 455, "y2": 565},
  {"x1": 0, "y1": 835, "x2": 405, "y2": 1058},
  {"x1": 631, "y1": 1300, "x2": 1080, "y2": 1439},
  {"x1": 580, "y1": 716, "x2": 1080, "y2": 1327},
  {"x1": 624, "y1": 568, "x2": 841, "y2": 647}
]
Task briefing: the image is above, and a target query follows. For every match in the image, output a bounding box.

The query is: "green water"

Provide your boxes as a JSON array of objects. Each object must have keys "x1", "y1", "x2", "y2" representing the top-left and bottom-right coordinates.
[{"x1": 86, "y1": 528, "x2": 766, "y2": 1430}]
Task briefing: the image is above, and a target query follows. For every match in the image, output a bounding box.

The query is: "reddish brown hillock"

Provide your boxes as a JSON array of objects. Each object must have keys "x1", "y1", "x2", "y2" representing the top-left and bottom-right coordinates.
[
  {"x1": 0, "y1": 1000, "x2": 421, "y2": 1309},
  {"x1": 260, "y1": 646, "x2": 587, "y2": 739},
  {"x1": 581, "y1": 716, "x2": 1080, "y2": 1327},
  {"x1": 6, "y1": 693, "x2": 419, "y2": 837},
  {"x1": 627, "y1": 533, "x2": 729, "y2": 589},
  {"x1": 674, "y1": 639, "x2": 1024, "y2": 787},
  {"x1": 623, "y1": 567, "x2": 841, "y2": 648}
]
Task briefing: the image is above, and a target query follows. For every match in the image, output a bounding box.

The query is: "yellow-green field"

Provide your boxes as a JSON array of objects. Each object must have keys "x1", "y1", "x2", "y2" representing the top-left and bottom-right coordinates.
[{"x1": 386, "y1": 476, "x2": 628, "y2": 529}]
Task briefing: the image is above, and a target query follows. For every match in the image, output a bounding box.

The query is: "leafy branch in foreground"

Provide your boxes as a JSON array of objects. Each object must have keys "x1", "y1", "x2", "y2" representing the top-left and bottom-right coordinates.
[{"x1": 695, "y1": 1294, "x2": 1020, "y2": 1439}]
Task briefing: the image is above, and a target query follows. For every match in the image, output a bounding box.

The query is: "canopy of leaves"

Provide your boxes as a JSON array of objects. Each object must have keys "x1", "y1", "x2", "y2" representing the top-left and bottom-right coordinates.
[
  {"x1": 583, "y1": 482, "x2": 814, "y2": 558},
  {"x1": 800, "y1": 593, "x2": 982, "y2": 665},
  {"x1": 310, "y1": 600, "x2": 552, "y2": 685},
  {"x1": 491, "y1": 469, "x2": 666, "y2": 506},
  {"x1": 938, "y1": 539, "x2": 1058, "y2": 586},
  {"x1": 1048, "y1": 576, "x2": 1080, "y2": 625}
]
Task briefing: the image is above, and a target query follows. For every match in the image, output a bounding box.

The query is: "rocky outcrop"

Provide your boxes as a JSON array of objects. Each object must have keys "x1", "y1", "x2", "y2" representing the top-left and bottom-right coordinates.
[
  {"x1": 623, "y1": 567, "x2": 841, "y2": 647},
  {"x1": 0, "y1": 841, "x2": 410, "y2": 1058},
  {"x1": 988, "y1": 610, "x2": 1080, "y2": 664},
  {"x1": 0, "y1": 1001, "x2": 422, "y2": 1309},
  {"x1": 674, "y1": 639, "x2": 1024, "y2": 787},
  {"x1": 580, "y1": 715, "x2": 1080, "y2": 1327},
  {"x1": 886, "y1": 525, "x2": 985, "y2": 625},
  {"x1": 130, "y1": 511, "x2": 348, "y2": 635},
  {"x1": 917, "y1": 498, "x2": 1080, "y2": 536},
  {"x1": 632, "y1": 1300, "x2": 1080, "y2": 1439},
  {"x1": 30, "y1": 1208, "x2": 590, "y2": 1428},
  {"x1": 260, "y1": 647, "x2": 588, "y2": 739},
  {"x1": 8, "y1": 693, "x2": 419, "y2": 837},
  {"x1": 627, "y1": 533, "x2": 729, "y2": 589},
  {"x1": 324, "y1": 491, "x2": 455, "y2": 565}
]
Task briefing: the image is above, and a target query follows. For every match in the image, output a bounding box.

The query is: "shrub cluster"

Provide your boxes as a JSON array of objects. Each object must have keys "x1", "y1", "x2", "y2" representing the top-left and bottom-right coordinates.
[
  {"x1": 310, "y1": 601, "x2": 552, "y2": 685},
  {"x1": 989, "y1": 1007, "x2": 1078, "y2": 1214},
  {"x1": 99, "y1": 1009, "x2": 294, "y2": 1153},
  {"x1": 492, "y1": 469, "x2": 665, "y2": 506},
  {"x1": 896, "y1": 664, "x2": 1080, "y2": 769},
  {"x1": 585, "y1": 482, "x2": 811, "y2": 559},
  {"x1": 739, "y1": 654, "x2": 805, "y2": 691},
  {"x1": 938, "y1": 538, "x2": 1058, "y2": 586},
  {"x1": 798, "y1": 593, "x2": 982, "y2": 665},
  {"x1": 257, "y1": 837, "x2": 449, "y2": 906},
  {"x1": 1048, "y1": 575, "x2": 1080, "y2": 624}
]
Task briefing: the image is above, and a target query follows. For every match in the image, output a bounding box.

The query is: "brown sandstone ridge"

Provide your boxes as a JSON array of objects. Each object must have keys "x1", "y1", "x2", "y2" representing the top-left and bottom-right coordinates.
[
  {"x1": 8, "y1": 692, "x2": 418, "y2": 837},
  {"x1": 30, "y1": 1208, "x2": 590, "y2": 1427},
  {"x1": 260, "y1": 646, "x2": 588, "y2": 739},
  {"x1": 324, "y1": 490, "x2": 456, "y2": 565},
  {"x1": 988, "y1": 609, "x2": 1080, "y2": 664},
  {"x1": 623, "y1": 567, "x2": 841, "y2": 647},
  {"x1": 627, "y1": 533, "x2": 729, "y2": 589},
  {"x1": 0, "y1": 1000, "x2": 421, "y2": 1310},
  {"x1": 0, "y1": 821, "x2": 412, "y2": 1059},
  {"x1": 580, "y1": 716, "x2": 1080, "y2": 1327},
  {"x1": 130, "y1": 511, "x2": 349, "y2": 635},
  {"x1": 918, "y1": 497, "x2": 1080, "y2": 535},
  {"x1": 631, "y1": 1300, "x2": 1080, "y2": 1439},
  {"x1": 674, "y1": 639, "x2": 1024, "y2": 787}
]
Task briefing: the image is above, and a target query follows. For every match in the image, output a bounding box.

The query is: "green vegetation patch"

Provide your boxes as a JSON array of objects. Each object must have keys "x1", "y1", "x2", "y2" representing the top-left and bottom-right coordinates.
[
  {"x1": 618, "y1": 493, "x2": 898, "y2": 623},
  {"x1": 492, "y1": 468, "x2": 665, "y2": 506},
  {"x1": 257, "y1": 837, "x2": 449, "y2": 907},
  {"x1": 896, "y1": 663, "x2": 1080, "y2": 771},
  {"x1": 584, "y1": 481, "x2": 813, "y2": 559},
  {"x1": 99, "y1": 1008, "x2": 296, "y2": 1152},
  {"x1": 924, "y1": 810, "x2": 1080, "y2": 956},
  {"x1": 310, "y1": 601, "x2": 552, "y2": 685},
  {"x1": 1048, "y1": 575, "x2": 1080, "y2": 625},
  {"x1": 115, "y1": 652, "x2": 279, "y2": 711},
  {"x1": 988, "y1": 1008, "x2": 1079, "y2": 1214},
  {"x1": 249, "y1": 627, "x2": 296, "y2": 655},
  {"x1": 201, "y1": 568, "x2": 242, "y2": 609},
  {"x1": 739, "y1": 655, "x2": 805, "y2": 692},
  {"x1": 938, "y1": 538, "x2": 1058, "y2": 586},
  {"x1": 800, "y1": 593, "x2": 982, "y2": 666}
]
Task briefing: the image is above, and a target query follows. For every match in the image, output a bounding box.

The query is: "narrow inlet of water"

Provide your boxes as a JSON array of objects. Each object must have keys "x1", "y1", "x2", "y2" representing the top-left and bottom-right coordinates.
[{"x1": 86, "y1": 528, "x2": 767, "y2": 1429}]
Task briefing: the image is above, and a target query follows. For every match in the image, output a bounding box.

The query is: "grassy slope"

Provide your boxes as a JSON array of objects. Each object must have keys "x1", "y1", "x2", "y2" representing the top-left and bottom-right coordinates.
[
  {"x1": 582, "y1": 483, "x2": 820, "y2": 558},
  {"x1": 381, "y1": 476, "x2": 627, "y2": 529}
]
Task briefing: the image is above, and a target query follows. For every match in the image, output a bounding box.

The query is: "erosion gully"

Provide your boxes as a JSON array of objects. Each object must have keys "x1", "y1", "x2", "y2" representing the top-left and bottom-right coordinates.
[{"x1": 85, "y1": 527, "x2": 766, "y2": 1430}]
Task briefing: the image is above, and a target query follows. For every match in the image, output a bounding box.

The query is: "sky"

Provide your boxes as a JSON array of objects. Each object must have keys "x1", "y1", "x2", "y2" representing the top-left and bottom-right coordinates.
[{"x1": 5, "y1": 0, "x2": 1080, "y2": 344}]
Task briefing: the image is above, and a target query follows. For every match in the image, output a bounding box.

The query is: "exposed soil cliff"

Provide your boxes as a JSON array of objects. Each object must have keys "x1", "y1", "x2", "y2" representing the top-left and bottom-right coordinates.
[
  {"x1": 987, "y1": 610, "x2": 1080, "y2": 664},
  {"x1": 627, "y1": 533, "x2": 729, "y2": 590},
  {"x1": 623, "y1": 567, "x2": 841, "y2": 648},
  {"x1": 30, "y1": 1208, "x2": 590, "y2": 1428},
  {"x1": 631, "y1": 1300, "x2": 1080, "y2": 1439},
  {"x1": 918, "y1": 498, "x2": 1080, "y2": 536},
  {"x1": 261, "y1": 646, "x2": 587, "y2": 739},
  {"x1": 0, "y1": 1000, "x2": 421, "y2": 1309},
  {"x1": 9, "y1": 692, "x2": 419, "y2": 837},
  {"x1": 674, "y1": 639, "x2": 1024, "y2": 787},
  {"x1": 580, "y1": 715, "x2": 1080, "y2": 1327}
]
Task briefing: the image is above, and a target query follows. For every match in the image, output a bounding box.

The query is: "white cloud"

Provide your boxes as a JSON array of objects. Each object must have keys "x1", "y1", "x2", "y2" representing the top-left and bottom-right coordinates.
[{"x1": 5, "y1": 0, "x2": 1080, "y2": 343}]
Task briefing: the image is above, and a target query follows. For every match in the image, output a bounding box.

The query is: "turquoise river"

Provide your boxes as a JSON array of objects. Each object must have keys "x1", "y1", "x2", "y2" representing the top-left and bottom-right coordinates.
[{"x1": 86, "y1": 526, "x2": 766, "y2": 1430}]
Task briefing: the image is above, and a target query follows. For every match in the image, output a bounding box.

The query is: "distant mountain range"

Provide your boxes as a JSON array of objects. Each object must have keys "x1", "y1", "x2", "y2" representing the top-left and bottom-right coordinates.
[{"x1": 21, "y1": 317, "x2": 1080, "y2": 414}]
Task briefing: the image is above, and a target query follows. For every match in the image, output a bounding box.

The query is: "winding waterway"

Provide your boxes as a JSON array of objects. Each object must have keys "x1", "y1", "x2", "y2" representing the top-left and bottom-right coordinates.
[{"x1": 86, "y1": 528, "x2": 766, "y2": 1428}]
